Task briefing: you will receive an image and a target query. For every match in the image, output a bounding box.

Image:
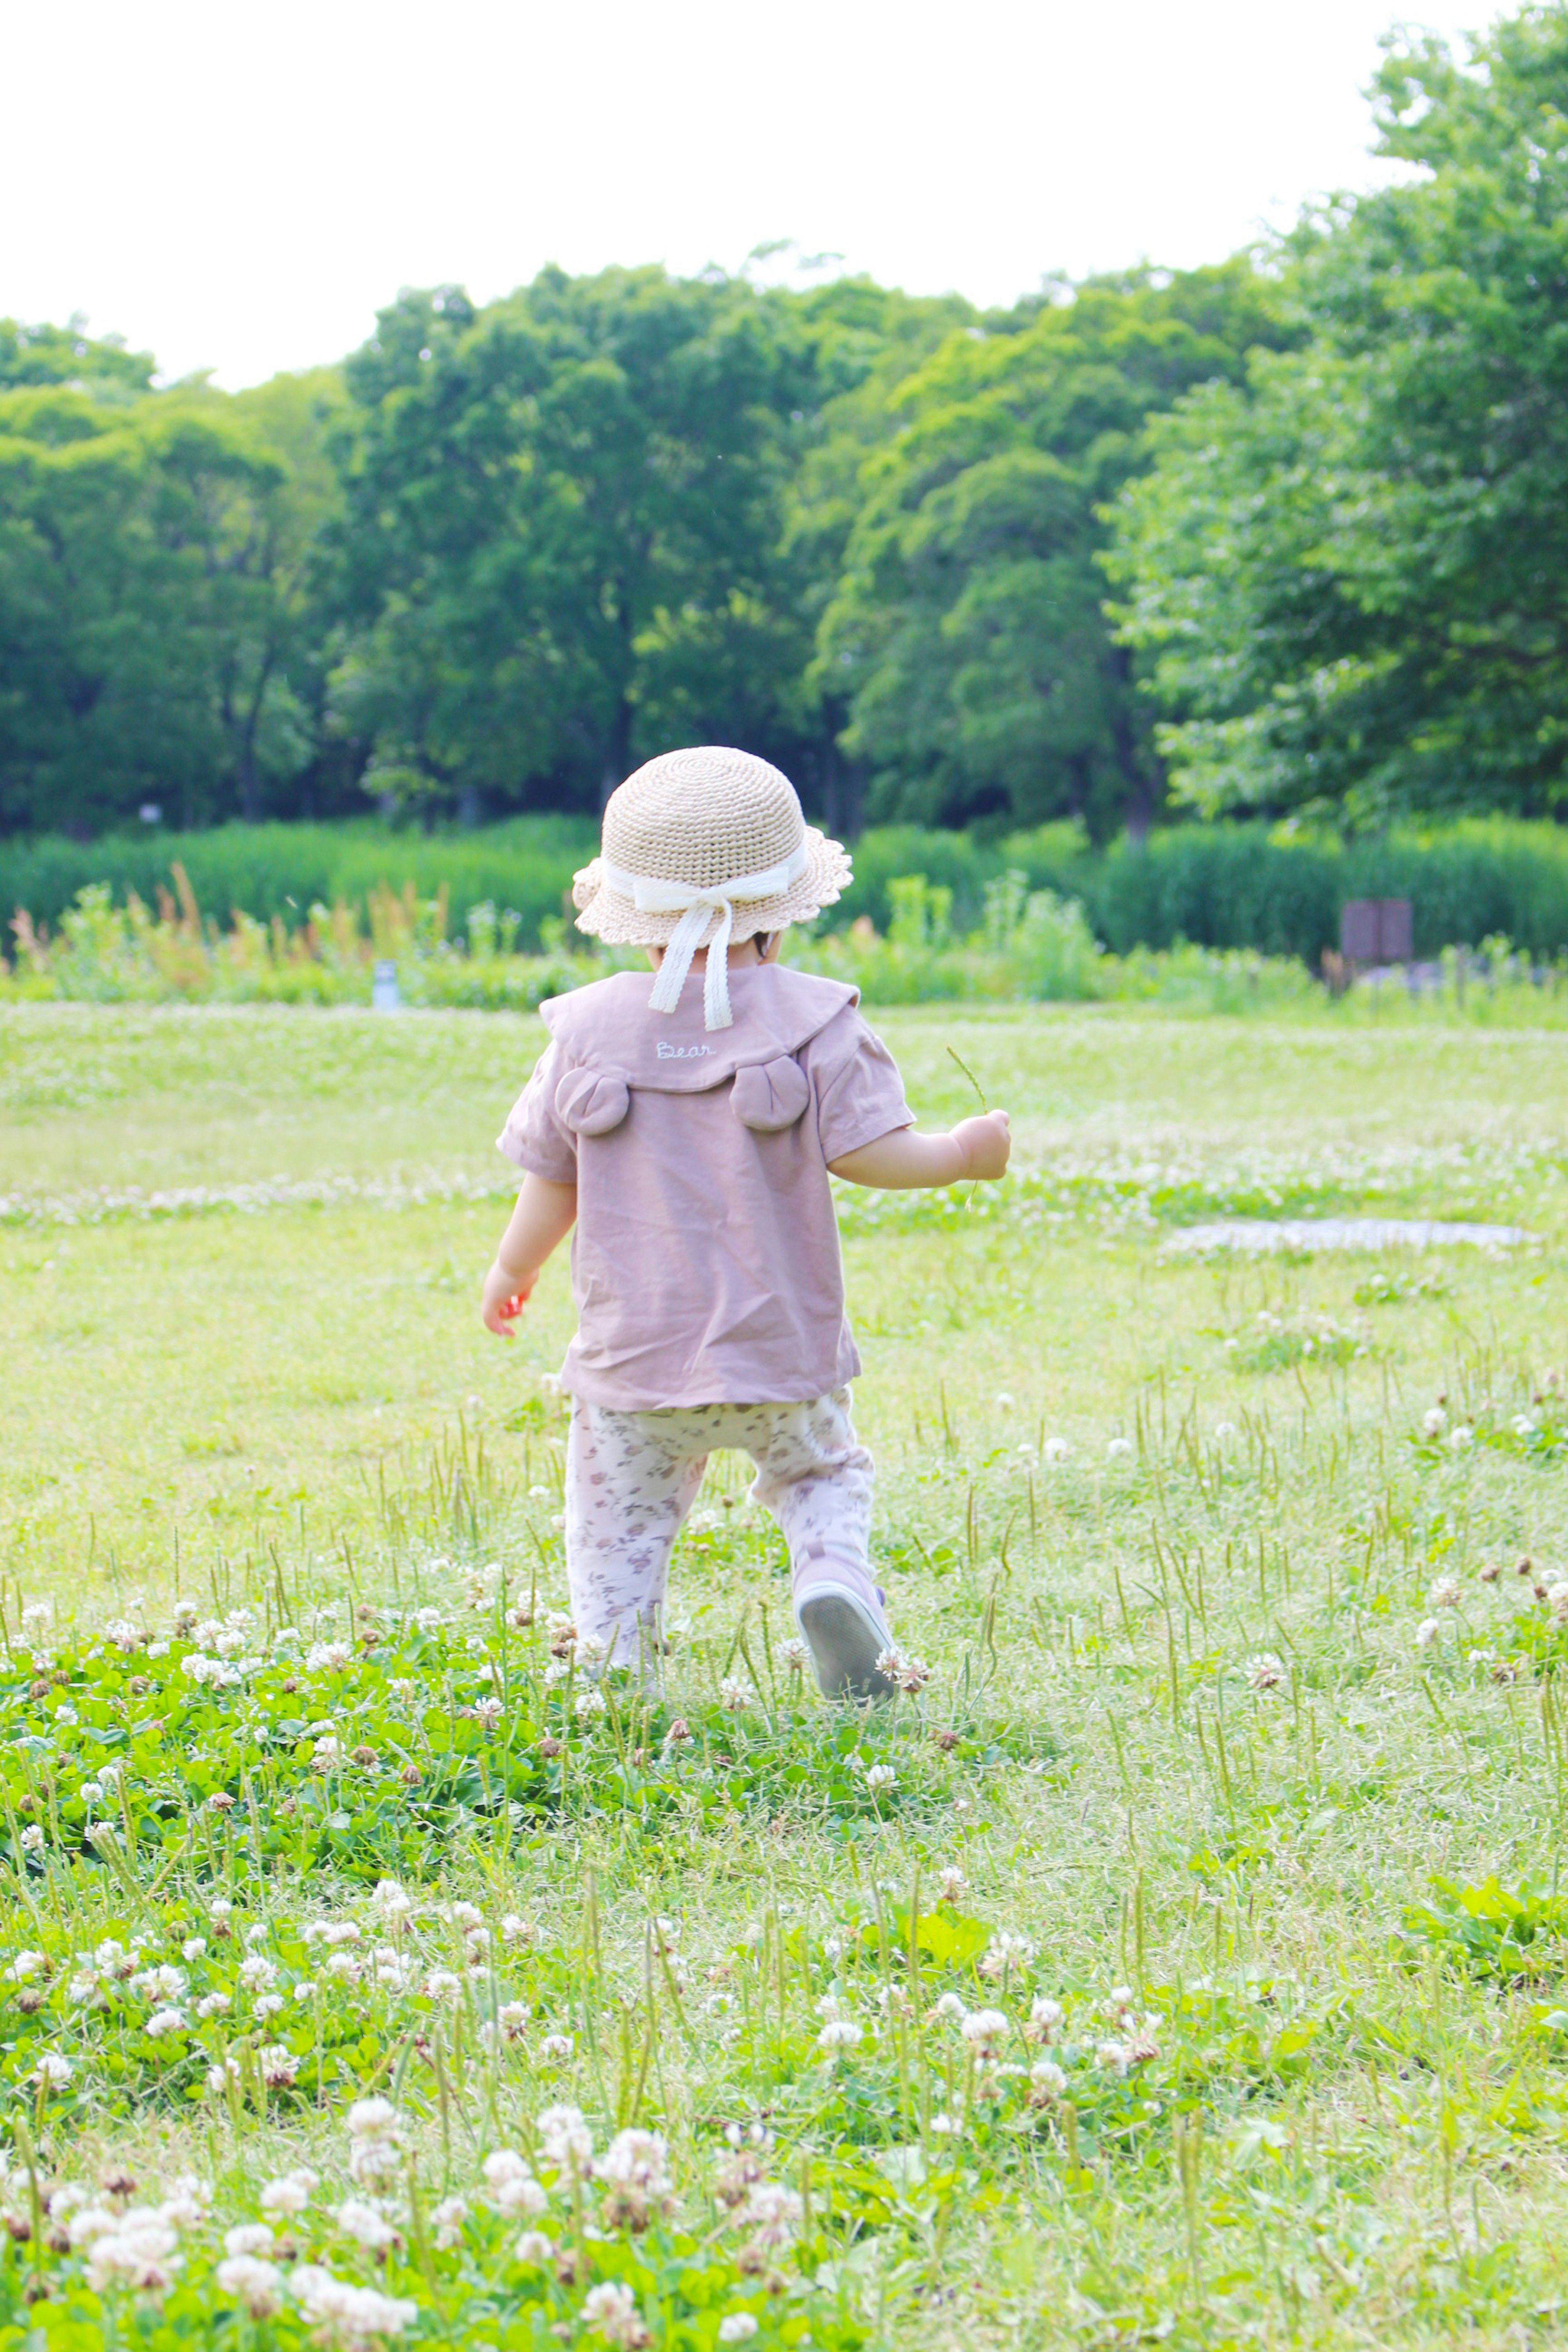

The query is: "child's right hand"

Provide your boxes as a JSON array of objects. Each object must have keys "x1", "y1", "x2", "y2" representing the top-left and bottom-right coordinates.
[
  {"x1": 481, "y1": 1260, "x2": 537, "y2": 1337},
  {"x1": 953, "y1": 1109, "x2": 1012, "y2": 1181}
]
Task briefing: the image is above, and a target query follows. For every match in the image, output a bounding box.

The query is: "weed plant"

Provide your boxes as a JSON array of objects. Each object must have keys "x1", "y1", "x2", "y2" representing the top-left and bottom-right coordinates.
[{"x1": 2, "y1": 1004, "x2": 1568, "y2": 2344}]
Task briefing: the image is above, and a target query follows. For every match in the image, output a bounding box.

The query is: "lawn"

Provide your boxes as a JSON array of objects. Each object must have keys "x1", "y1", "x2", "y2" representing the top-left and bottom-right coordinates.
[{"x1": 1, "y1": 1000, "x2": 1567, "y2": 2347}]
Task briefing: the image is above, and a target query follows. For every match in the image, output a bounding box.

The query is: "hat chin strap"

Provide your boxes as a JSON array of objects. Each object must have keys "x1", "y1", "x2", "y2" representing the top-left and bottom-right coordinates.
[{"x1": 599, "y1": 843, "x2": 808, "y2": 1031}]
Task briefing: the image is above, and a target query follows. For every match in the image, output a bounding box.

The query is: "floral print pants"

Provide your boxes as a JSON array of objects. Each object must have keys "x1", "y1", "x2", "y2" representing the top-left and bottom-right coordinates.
[{"x1": 562, "y1": 1389, "x2": 874, "y2": 1660}]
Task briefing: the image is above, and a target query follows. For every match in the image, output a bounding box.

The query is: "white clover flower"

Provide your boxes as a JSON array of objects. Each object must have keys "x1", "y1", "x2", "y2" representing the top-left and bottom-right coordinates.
[
  {"x1": 582, "y1": 2281, "x2": 644, "y2": 2345},
  {"x1": 159, "y1": 2176, "x2": 210, "y2": 2230},
  {"x1": 145, "y1": 2006, "x2": 186, "y2": 2039},
  {"x1": 474, "y1": 1696, "x2": 504, "y2": 1726},
  {"x1": 1448, "y1": 1425, "x2": 1474, "y2": 1452},
  {"x1": 574, "y1": 1688, "x2": 606, "y2": 1722},
  {"x1": 1029, "y1": 2058, "x2": 1068, "y2": 2100},
  {"x1": 537, "y1": 2103, "x2": 594, "y2": 2176},
  {"x1": 1415, "y1": 1617, "x2": 1443, "y2": 1651},
  {"x1": 931, "y1": 1991, "x2": 968, "y2": 2022},
  {"x1": 719, "y1": 1676, "x2": 754, "y2": 1712},
  {"x1": 779, "y1": 1637, "x2": 810, "y2": 1673},
  {"x1": 18, "y1": 1825, "x2": 43, "y2": 1853},
  {"x1": 960, "y1": 2007, "x2": 1009, "y2": 2051},
  {"x1": 180, "y1": 1938, "x2": 207, "y2": 1962},
  {"x1": 537, "y1": 2031, "x2": 575, "y2": 2062},
  {"x1": 718, "y1": 2319, "x2": 760, "y2": 2344},
  {"x1": 1212, "y1": 1422, "x2": 1238, "y2": 1443},
  {"x1": 1428, "y1": 1574, "x2": 1461, "y2": 1608},
  {"x1": 978, "y1": 1930, "x2": 1035, "y2": 1980},
  {"x1": 1040, "y1": 1437, "x2": 1070, "y2": 1463},
  {"x1": 1026, "y1": 1994, "x2": 1065, "y2": 2042},
  {"x1": 935, "y1": 1866, "x2": 967, "y2": 1902},
  {"x1": 1245, "y1": 1653, "x2": 1285, "y2": 1691},
  {"x1": 206, "y1": 2060, "x2": 241, "y2": 2096},
  {"x1": 863, "y1": 1763, "x2": 897, "y2": 1793},
  {"x1": 370, "y1": 1878, "x2": 413, "y2": 1922},
  {"x1": 291, "y1": 2267, "x2": 419, "y2": 2346},
  {"x1": 1422, "y1": 1405, "x2": 1448, "y2": 1436},
  {"x1": 514, "y1": 2227, "x2": 554, "y2": 2263},
  {"x1": 85, "y1": 2209, "x2": 180, "y2": 2295},
  {"x1": 33, "y1": 2052, "x2": 72, "y2": 2089},
  {"x1": 875, "y1": 1649, "x2": 932, "y2": 1695},
  {"x1": 336, "y1": 2197, "x2": 397, "y2": 2251},
  {"x1": 483, "y1": 2151, "x2": 550, "y2": 2217},
  {"x1": 132, "y1": 1963, "x2": 185, "y2": 2000},
  {"x1": 223, "y1": 2223, "x2": 276, "y2": 2258},
  {"x1": 597, "y1": 2128, "x2": 672, "y2": 2198},
  {"x1": 258, "y1": 2169, "x2": 317, "y2": 2219},
  {"x1": 424, "y1": 1969, "x2": 462, "y2": 2001},
  {"x1": 499, "y1": 1912, "x2": 532, "y2": 1945},
  {"x1": 430, "y1": 2195, "x2": 467, "y2": 2249},
  {"x1": 311, "y1": 1735, "x2": 343, "y2": 1768},
  {"x1": 1096, "y1": 2038, "x2": 1130, "y2": 2074},
  {"x1": 1106, "y1": 1437, "x2": 1134, "y2": 1460},
  {"x1": 67, "y1": 2205, "x2": 120, "y2": 2248},
  {"x1": 345, "y1": 2095, "x2": 401, "y2": 2141},
  {"x1": 817, "y1": 2018, "x2": 862, "y2": 2051},
  {"x1": 215, "y1": 2254, "x2": 282, "y2": 2317},
  {"x1": 1513, "y1": 1414, "x2": 1539, "y2": 1439},
  {"x1": 930, "y1": 2108, "x2": 964, "y2": 2135}
]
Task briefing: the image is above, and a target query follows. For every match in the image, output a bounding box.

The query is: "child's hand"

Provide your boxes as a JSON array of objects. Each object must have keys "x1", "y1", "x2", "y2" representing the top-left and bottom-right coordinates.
[
  {"x1": 953, "y1": 1109, "x2": 1011, "y2": 1181},
  {"x1": 481, "y1": 1260, "x2": 537, "y2": 1337}
]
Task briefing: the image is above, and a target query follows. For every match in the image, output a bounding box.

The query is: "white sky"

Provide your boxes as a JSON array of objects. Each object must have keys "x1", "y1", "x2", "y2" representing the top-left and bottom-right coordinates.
[{"x1": 6, "y1": 0, "x2": 1495, "y2": 388}]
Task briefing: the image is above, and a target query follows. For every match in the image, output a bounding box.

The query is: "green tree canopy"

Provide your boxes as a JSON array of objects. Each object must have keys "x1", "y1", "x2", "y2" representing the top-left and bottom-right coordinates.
[
  {"x1": 326, "y1": 270, "x2": 835, "y2": 819},
  {"x1": 0, "y1": 378, "x2": 339, "y2": 833},
  {"x1": 1108, "y1": 4, "x2": 1568, "y2": 824},
  {"x1": 812, "y1": 263, "x2": 1291, "y2": 835}
]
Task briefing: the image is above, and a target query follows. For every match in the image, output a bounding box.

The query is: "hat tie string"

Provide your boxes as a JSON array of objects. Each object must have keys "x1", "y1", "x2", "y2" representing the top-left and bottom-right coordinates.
[{"x1": 599, "y1": 841, "x2": 808, "y2": 1031}]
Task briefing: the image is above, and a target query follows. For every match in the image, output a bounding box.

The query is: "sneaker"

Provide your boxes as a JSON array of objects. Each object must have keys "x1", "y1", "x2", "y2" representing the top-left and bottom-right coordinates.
[{"x1": 792, "y1": 1546, "x2": 895, "y2": 1701}]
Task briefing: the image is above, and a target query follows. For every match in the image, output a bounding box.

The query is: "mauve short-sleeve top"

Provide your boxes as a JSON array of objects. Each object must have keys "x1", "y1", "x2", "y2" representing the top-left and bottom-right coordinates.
[{"x1": 497, "y1": 964, "x2": 913, "y2": 1410}]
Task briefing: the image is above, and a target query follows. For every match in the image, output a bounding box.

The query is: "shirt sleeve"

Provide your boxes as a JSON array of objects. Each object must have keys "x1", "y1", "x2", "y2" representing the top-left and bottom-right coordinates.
[
  {"x1": 497, "y1": 1041, "x2": 579, "y2": 1184},
  {"x1": 812, "y1": 1013, "x2": 915, "y2": 1163}
]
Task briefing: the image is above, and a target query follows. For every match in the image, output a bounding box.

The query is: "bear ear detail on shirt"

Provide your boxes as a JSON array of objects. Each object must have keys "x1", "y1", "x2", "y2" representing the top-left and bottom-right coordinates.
[
  {"x1": 731, "y1": 1055, "x2": 810, "y2": 1133},
  {"x1": 555, "y1": 1068, "x2": 632, "y2": 1136}
]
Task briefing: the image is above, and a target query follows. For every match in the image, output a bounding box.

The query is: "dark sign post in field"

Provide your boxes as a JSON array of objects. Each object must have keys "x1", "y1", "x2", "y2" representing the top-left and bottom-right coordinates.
[{"x1": 1340, "y1": 898, "x2": 1414, "y2": 968}]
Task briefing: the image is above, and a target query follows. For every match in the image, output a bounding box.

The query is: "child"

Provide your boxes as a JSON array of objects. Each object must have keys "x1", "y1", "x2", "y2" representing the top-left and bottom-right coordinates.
[{"x1": 482, "y1": 746, "x2": 1010, "y2": 1699}]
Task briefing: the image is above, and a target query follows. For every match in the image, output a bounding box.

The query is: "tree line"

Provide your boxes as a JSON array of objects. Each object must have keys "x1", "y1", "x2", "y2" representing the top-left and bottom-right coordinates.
[{"x1": 4, "y1": 3, "x2": 1567, "y2": 843}]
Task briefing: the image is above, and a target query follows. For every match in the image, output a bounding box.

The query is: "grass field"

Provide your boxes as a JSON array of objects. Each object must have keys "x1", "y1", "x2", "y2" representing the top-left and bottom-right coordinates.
[{"x1": 2, "y1": 1000, "x2": 1568, "y2": 2348}]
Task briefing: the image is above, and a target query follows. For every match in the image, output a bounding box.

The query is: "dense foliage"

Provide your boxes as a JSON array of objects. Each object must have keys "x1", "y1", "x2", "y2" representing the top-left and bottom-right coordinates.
[
  {"x1": 8, "y1": 5, "x2": 1568, "y2": 842},
  {"x1": 11, "y1": 815, "x2": 1568, "y2": 966},
  {"x1": 1110, "y1": 4, "x2": 1568, "y2": 824}
]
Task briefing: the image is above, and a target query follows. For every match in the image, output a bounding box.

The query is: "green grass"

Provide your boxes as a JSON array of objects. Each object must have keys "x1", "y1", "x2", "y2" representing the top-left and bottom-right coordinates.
[{"x1": 2, "y1": 1002, "x2": 1568, "y2": 2347}]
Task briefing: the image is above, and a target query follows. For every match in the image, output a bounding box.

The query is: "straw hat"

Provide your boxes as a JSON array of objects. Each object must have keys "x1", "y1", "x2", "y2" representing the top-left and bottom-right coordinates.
[{"x1": 572, "y1": 746, "x2": 851, "y2": 1029}]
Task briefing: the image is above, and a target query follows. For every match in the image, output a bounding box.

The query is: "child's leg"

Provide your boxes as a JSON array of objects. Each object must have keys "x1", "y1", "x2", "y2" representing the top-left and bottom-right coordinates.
[
  {"x1": 739, "y1": 1390, "x2": 893, "y2": 1699},
  {"x1": 563, "y1": 1399, "x2": 709, "y2": 1669}
]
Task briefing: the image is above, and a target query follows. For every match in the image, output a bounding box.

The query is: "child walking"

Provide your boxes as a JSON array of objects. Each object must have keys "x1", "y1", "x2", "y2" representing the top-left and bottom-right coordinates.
[{"x1": 482, "y1": 746, "x2": 1011, "y2": 1699}]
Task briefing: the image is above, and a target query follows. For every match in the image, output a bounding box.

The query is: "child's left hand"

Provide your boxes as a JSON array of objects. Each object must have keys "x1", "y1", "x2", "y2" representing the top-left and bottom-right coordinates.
[{"x1": 481, "y1": 1260, "x2": 536, "y2": 1337}]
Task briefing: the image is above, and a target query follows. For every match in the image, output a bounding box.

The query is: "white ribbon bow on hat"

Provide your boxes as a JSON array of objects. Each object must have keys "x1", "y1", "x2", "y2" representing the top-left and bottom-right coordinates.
[{"x1": 600, "y1": 841, "x2": 809, "y2": 1030}]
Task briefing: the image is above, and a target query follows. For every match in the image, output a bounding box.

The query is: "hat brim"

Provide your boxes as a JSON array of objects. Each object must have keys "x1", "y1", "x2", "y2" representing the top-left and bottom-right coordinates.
[{"x1": 570, "y1": 827, "x2": 851, "y2": 947}]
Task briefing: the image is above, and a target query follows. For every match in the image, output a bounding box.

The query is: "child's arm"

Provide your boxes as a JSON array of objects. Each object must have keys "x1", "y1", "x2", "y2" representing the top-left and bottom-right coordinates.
[
  {"x1": 829, "y1": 1110, "x2": 1011, "y2": 1192},
  {"x1": 481, "y1": 1175, "x2": 578, "y2": 1336}
]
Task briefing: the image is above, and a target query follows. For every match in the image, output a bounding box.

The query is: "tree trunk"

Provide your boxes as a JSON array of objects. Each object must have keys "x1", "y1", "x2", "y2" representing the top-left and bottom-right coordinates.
[
  {"x1": 238, "y1": 740, "x2": 263, "y2": 826},
  {"x1": 1106, "y1": 641, "x2": 1158, "y2": 842},
  {"x1": 600, "y1": 695, "x2": 633, "y2": 811}
]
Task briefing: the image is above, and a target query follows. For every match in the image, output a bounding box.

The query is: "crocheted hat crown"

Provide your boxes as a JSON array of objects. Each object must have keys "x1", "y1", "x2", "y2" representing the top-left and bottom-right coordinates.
[
  {"x1": 603, "y1": 747, "x2": 806, "y2": 890},
  {"x1": 571, "y1": 746, "x2": 851, "y2": 1029}
]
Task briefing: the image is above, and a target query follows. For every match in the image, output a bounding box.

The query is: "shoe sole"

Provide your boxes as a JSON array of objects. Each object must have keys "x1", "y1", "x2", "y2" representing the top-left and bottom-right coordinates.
[{"x1": 796, "y1": 1588, "x2": 895, "y2": 1702}]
